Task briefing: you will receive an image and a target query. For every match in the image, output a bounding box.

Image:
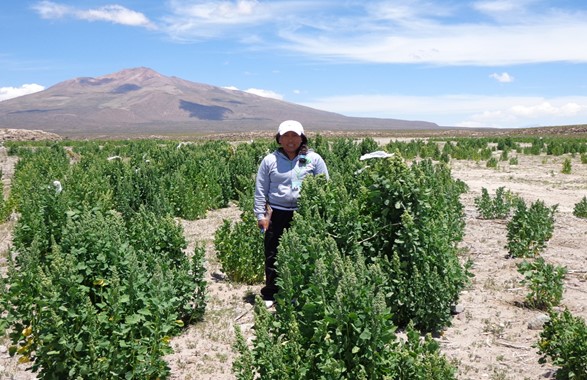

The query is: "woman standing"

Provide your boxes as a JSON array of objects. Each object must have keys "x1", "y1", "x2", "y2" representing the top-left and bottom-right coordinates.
[{"x1": 254, "y1": 120, "x2": 329, "y2": 307}]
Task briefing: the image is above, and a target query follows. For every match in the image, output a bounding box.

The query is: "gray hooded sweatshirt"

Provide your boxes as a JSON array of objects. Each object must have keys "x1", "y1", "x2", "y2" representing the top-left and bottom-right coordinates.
[{"x1": 254, "y1": 149, "x2": 329, "y2": 220}]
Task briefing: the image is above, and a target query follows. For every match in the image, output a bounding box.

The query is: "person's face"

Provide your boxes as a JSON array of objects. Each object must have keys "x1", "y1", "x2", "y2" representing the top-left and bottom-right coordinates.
[{"x1": 278, "y1": 131, "x2": 303, "y2": 157}]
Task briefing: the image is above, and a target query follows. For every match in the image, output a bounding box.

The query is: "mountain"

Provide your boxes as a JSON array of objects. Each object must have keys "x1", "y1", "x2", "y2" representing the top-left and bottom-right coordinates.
[{"x1": 0, "y1": 67, "x2": 439, "y2": 138}]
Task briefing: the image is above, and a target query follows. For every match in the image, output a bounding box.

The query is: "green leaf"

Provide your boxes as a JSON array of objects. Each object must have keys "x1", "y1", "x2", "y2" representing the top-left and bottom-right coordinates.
[
  {"x1": 125, "y1": 314, "x2": 143, "y2": 325},
  {"x1": 359, "y1": 329, "x2": 372, "y2": 340}
]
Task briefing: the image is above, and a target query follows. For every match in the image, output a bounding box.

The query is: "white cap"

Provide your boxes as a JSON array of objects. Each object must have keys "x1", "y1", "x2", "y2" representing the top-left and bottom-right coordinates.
[{"x1": 278, "y1": 120, "x2": 304, "y2": 136}]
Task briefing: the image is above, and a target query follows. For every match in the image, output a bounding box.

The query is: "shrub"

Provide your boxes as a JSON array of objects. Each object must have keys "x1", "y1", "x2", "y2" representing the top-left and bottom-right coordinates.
[
  {"x1": 296, "y1": 156, "x2": 469, "y2": 332},
  {"x1": 0, "y1": 142, "x2": 210, "y2": 379},
  {"x1": 506, "y1": 199, "x2": 557, "y2": 258},
  {"x1": 233, "y1": 152, "x2": 466, "y2": 379},
  {"x1": 1, "y1": 208, "x2": 208, "y2": 379},
  {"x1": 439, "y1": 151, "x2": 450, "y2": 163},
  {"x1": 573, "y1": 196, "x2": 587, "y2": 218},
  {"x1": 214, "y1": 210, "x2": 264, "y2": 284},
  {"x1": 474, "y1": 187, "x2": 517, "y2": 219},
  {"x1": 233, "y1": 228, "x2": 456, "y2": 379},
  {"x1": 500, "y1": 149, "x2": 509, "y2": 161},
  {"x1": 486, "y1": 157, "x2": 498, "y2": 168},
  {"x1": 537, "y1": 309, "x2": 587, "y2": 380},
  {"x1": 561, "y1": 158, "x2": 572, "y2": 174},
  {"x1": 517, "y1": 258, "x2": 567, "y2": 310}
]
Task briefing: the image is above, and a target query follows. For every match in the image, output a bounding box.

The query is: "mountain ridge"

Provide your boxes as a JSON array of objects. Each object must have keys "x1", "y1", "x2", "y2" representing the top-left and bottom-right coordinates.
[{"x1": 0, "y1": 67, "x2": 440, "y2": 138}]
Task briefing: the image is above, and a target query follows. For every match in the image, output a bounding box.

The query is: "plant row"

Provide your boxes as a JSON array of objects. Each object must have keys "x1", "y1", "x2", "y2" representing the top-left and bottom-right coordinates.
[
  {"x1": 1, "y1": 139, "x2": 276, "y2": 378},
  {"x1": 475, "y1": 188, "x2": 587, "y2": 379},
  {"x1": 218, "y1": 139, "x2": 471, "y2": 378}
]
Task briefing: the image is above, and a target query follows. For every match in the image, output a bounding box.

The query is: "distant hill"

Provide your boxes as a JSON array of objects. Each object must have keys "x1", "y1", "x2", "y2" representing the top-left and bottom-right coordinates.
[{"x1": 0, "y1": 67, "x2": 439, "y2": 138}]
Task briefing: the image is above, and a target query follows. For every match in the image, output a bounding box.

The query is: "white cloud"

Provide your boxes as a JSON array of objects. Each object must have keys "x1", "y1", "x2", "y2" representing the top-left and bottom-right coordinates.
[
  {"x1": 77, "y1": 5, "x2": 154, "y2": 28},
  {"x1": 510, "y1": 101, "x2": 584, "y2": 117},
  {"x1": 163, "y1": 0, "x2": 271, "y2": 39},
  {"x1": 244, "y1": 88, "x2": 283, "y2": 99},
  {"x1": 223, "y1": 86, "x2": 283, "y2": 100},
  {"x1": 32, "y1": 0, "x2": 69, "y2": 18},
  {"x1": 34, "y1": 1, "x2": 587, "y2": 66},
  {"x1": 301, "y1": 94, "x2": 587, "y2": 128},
  {"x1": 473, "y1": 0, "x2": 529, "y2": 14},
  {"x1": 162, "y1": 0, "x2": 325, "y2": 40},
  {"x1": 490, "y1": 72, "x2": 514, "y2": 83},
  {"x1": 0, "y1": 84, "x2": 45, "y2": 101},
  {"x1": 367, "y1": 0, "x2": 454, "y2": 22},
  {"x1": 162, "y1": 1, "x2": 587, "y2": 66},
  {"x1": 32, "y1": 1, "x2": 155, "y2": 28},
  {"x1": 280, "y1": 18, "x2": 587, "y2": 66}
]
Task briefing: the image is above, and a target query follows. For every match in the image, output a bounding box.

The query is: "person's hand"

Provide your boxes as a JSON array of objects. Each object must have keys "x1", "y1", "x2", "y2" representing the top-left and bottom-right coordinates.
[{"x1": 258, "y1": 217, "x2": 269, "y2": 233}]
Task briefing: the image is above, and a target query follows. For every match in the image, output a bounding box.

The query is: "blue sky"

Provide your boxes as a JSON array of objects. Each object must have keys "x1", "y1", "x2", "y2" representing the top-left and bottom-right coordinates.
[{"x1": 1, "y1": 0, "x2": 587, "y2": 128}]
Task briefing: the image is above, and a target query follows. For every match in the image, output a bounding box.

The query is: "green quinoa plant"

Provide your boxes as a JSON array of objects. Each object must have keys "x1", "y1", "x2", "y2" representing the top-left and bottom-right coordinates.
[
  {"x1": 537, "y1": 309, "x2": 587, "y2": 380},
  {"x1": 234, "y1": 223, "x2": 456, "y2": 379},
  {"x1": 573, "y1": 196, "x2": 587, "y2": 218},
  {"x1": 486, "y1": 156, "x2": 498, "y2": 168},
  {"x1": 500, "y1": 149, "x2": 509, "y2": 161},
  {"x1": 561, "y1": 157, "x2": 572, "y2": 174},
  {"x1": 214, "y1": 209, "x2": 264, "y2": 284},
  {"x1": 474, "y1": 187, "x2": 518, "y2": 219},
  {"x1": 517, "y1": 258, "x2": 567, "y2": 310},
  {"x1": 506, "y1": 199, "x2": 557, "y2": 258}
]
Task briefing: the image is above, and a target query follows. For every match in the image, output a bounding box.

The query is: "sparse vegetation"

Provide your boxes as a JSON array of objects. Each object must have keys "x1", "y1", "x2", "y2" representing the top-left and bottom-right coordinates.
[
  {"x1": 561, "y1": 157, "x2": 572, "y2": 174},
  {"x1": 574, "y1": 196, "x2": 587, "y2": 218}
]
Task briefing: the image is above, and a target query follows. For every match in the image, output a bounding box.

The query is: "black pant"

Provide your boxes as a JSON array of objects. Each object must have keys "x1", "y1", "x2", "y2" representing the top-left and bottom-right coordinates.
[{"x1": 261, "y1": 208, "x2": 294, "y2": 301}]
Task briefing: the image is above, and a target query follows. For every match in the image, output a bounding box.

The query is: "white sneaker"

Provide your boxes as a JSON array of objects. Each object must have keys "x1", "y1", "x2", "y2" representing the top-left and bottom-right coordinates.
[{"x1": 264, "y1": 300, "x2": 275, "y2": 308}]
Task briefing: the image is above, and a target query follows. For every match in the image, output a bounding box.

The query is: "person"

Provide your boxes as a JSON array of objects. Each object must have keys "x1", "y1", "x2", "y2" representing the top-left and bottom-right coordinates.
[{"x1": 254, "y1": 120, "x2": 329, "y2": 307}]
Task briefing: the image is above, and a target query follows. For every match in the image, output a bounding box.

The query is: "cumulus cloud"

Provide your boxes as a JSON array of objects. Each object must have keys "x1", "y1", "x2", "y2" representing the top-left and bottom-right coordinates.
[
  {"x1": 301, "y1": 94, "x2": 587, "y2": 128},
  {"x1": 32, "y1": 1, "x2": 155, "y2": 28},
  {"x1": 490, "y1": 72, "x2": 514, "y2": 83},
  {"x1": 510, "y1": 101, "x2": 584, "y2": 117},
  {"x1": 0, "y1": 84, "x2": 45, "y2": 101},
  {"x1": 223, "y1": 86, "x2": 283, "y2": 100}
]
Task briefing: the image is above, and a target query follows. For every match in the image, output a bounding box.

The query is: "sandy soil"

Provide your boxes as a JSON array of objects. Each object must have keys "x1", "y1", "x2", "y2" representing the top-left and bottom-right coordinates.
[{"x1": 1, "y1": 147, "x2": 587, "y2": 380}]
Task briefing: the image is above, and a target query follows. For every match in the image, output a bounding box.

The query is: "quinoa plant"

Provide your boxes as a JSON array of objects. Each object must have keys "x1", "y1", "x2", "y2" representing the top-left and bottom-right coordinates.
[
  {"x1": 500, "y1": 149, "x2": 509, "y2": 161},
  {"x1": 474, "y1": 187, "x2": 517, "y2": 219},
  {"x1": 486, "y1": 156, "x2": 499, "y2": 168},
  {"x1": 506, "y1": 199, "x2": 557, "y2": 258},
  {"x1": 561, "y1": 157, "x2": 572, "y2": 174},
  {"x1": 537, "y1": 309, "x2": 587, "y2": 380},
  {"x1": 214, "y1": 210, "x2": 264, "y2": 284},
  {"x1": 573, "y1": 196, "x2": 587, "y2": 218},
  {"x1": 517, "y1": 258, "x2": 567, "y2": 310}
]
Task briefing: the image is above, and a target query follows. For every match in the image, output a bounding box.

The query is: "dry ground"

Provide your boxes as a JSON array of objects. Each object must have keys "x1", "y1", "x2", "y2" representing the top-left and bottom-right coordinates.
[{"x1": 1, "y1": 142, "x2": 587, "y2": 380}]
